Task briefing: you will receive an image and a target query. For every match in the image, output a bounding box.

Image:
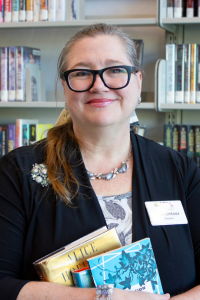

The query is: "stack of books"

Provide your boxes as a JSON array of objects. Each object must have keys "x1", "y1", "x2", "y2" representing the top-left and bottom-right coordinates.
[
  {"x1": 33, "y1": 227, "x2": 164, "y2": 294},
  {"x1": 166, "y1": 0, "x2": 200, "y2": 18}
]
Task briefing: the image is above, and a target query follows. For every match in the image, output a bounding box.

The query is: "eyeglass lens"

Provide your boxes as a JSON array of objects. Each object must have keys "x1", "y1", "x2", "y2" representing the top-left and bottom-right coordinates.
[{"x1": 68, "y1": 66, "x2": 130, "y2": 91}]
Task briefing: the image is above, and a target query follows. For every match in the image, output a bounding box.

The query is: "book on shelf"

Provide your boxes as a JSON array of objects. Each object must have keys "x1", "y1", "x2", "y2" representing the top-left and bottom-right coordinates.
[
  {"x1": 184, "y1": 44, "x2": 191, "y2": 103},
  {"x1": 190, "y1": 43, "x2": 197, "y2": 104},
  {"x1": 71, "y1": 267, "x2": 95, "y2": 288},
  {"x1": 8, "y1": 47, "x2": 16, "y2": 102},
  {"x1": 40, "y1": 0, "x2": 48, "y2": 21},
  {"x1": 4, "y1": 0, "x2": 11, "y2": 23},
  {"x1": 15, "y1": 118, "x2": 38, "y2": 148},
  {"x1": 0, "y1": 47, "x2": 8, "y2": 102},
  {"x1": 164, "y1": 124, "x2": 173, "y2": 148},
  {"x1": 196, "y1": 44, "x2": 200, "y2": 103},
  {"x1": 26, "y1": 0, "x2": 34, "y2": 21},
  {"x1": 175, "y1": 44, "x2": 185, "y2": 103},
  {"x1": 174, "y1": 0, "x2": 183, "y2": 18},
  {"x1": 166, "y1": 43, "x2": 175, "y2": 104},
  {"x1": 33, "y1": 0, "x2": 40, "y2": 21},
  {"x1": 56, "y1": 0, "x2": 65, "y2": 21},
  {"x1": 36, "y1": 123, "x2": 54, "y2": 141},
  {"x1": 167, "y1": 0, "x2": 174, "y2": 18},
  {"x1": 0, "y1": 0, "x2": 3, "y2": 23},
  {"x1": 66, "y1": 0, "x2": 85, "y2": 21},
  {"x1": 187, "y1": 125, "x2": 195, "y2": 158},
  {"x1": 186, "y1": 0, "x2": 195, "y2": 17},
  {"x1": 48, "y1": 0, "x2": 56, "y2": 21},
  {"x1": 19, "y1": 0, "x2": 26, "y2": 22},
  {"x1": 87, "y1": 237, "x2": 163, "y2": 294},
  {"x1": 195, "y1": 126, "x2": 200, "y2": 167},
  {"x1": 33, "y1": 227, "x2": 122, "y2": 286},
  {"x1": 12, "y1": 0, "x2": 20, "y2": 22}
]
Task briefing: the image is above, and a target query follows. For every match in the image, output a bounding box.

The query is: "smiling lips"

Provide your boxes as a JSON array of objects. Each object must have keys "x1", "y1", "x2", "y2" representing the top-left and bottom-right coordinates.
[{"x1": 87, "y1": 98, "x2": 115, "y2": 107}]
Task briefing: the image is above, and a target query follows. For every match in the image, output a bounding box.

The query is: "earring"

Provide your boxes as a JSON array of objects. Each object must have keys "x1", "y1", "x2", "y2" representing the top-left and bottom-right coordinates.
[{"x1": 138, "y1": 96, "x2": 141, "y2": 105}]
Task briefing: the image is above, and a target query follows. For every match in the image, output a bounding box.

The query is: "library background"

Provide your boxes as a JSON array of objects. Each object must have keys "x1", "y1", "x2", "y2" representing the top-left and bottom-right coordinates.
[{"x1": 0, "y1": 0, "x2": 200, "y2": 166}]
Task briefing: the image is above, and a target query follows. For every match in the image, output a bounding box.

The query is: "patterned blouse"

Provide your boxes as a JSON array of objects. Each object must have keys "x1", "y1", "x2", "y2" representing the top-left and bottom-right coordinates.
[{"x1": 97, "y1": 192, "x2": 132, "y2": 246}]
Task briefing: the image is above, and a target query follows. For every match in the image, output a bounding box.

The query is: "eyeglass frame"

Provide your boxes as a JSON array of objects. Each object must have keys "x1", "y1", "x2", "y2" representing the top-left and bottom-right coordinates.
[{"x1": 62, "y1": 65, "x2": 139, "y2": 92}]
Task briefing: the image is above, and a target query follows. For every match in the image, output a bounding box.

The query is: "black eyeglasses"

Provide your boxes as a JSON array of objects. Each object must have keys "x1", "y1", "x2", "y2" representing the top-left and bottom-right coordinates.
[{"x1": 63, "y1": 65, "x2": 138, "y2": 92}]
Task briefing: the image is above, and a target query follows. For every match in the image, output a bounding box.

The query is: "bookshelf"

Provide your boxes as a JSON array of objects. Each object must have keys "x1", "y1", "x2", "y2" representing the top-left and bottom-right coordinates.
[{"x1": 0, "y1": 0, "x2": 166, "y2": 142}]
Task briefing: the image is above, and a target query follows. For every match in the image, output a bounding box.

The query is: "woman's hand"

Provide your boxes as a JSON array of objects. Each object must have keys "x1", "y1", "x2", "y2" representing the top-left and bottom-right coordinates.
[{"x1": 113, "y1": 289, "x2": 170, "y2": 300}]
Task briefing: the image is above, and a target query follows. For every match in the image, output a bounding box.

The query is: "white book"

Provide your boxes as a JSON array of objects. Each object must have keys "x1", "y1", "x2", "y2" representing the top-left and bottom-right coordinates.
[
  {"x1": 33, "y1": 0, "x2": 40, "y2": 22},
  {"x1": 26, "y1": 0, "x2": 34, "y2": 21},
  {"x1": 15, "y1": 119, "x2": 38, "y2": 148},
  {"x1": 66, "y1": 0, "x2": 84, "y2": 20},
  {"x1": 16, "y1": 46, "x2": 24, "y2": 101},
  {"x1": 4, "y1": 0, "x2": 12, "y2": 22},
  {"x1": 167, "y1": 0, "x2": 174, "y2": 18},
  {"x1": 166, "y1": 44, "x2": 175, "y2": 104},
  {"x1": 40, "y1": 0, "x2": 48, "y2": 21},
  {"x1": 56, "y1": 0, "x2": 65, "y2": 21},
  {"x1": 0, "y1": 47, "x2": 8, "y2": 102},
  {"x1": 48, "y1": 0, "x2": 56, "y2": 21},
  {"x1": 19, "y1": 0, "x2": 26, "y2": 21},
  {"x1": 174, "y1": 0, "x2": 182, "y2": 18}
]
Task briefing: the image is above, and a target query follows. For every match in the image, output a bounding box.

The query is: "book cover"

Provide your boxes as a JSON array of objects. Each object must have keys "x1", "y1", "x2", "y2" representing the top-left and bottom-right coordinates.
[
  {"x1": 26, "y1": 0, "x2": 34, "y2": 21},
  {"x1": 179, "y1": 124, "x2": 188, "y2": 155},
  {"x1": 29, "y1": 123, "x2": 37, "y2": 144},
  {"x1": 87, "y1": 237, "x2": 163, "y2": 294},
  {"x1": 22, "y1": 123, "x2": 30, "y2": 146},
  {"x1": 172, "y1": 124, "x2": 179, "y2": 151},
  {"x1": 175, "y1": 44, "x2": 185, "y2": 103},
  {"x1": 4, "y1": 0, "x2": 11, "y2": 22},
  {"x1": 12, "y1": 0, "x2": 19, "y2": 22},
  {"x1": 8, "y1": 47, "x2": 16, "y2": 102},
  {"x1": 0, "y1": 47, "x2": 8, "y2": 102},
  {"x1": 164, "y1": 124, "x2": 173, "y2": 148},
  {"x1": 174, "y1": 0, "x2": 183, "y2": 17},
  {"x1": 186, "y1": 0, "x2": 194, "y2": 17},
  {"x1": 71, "y1": 267, "x2": 95, "y2": 288},
  {"x1": 36, "y1": 123, "x2": 53, "y2": 141},
  {"x1": 15, "y1": 118, "x2": 38, "y2": 148},
  {"x1": 166, "y1": 43, "x2": 175, "y2": 104},
  {"x1": 187, "y1": 125, "x2": 195, "y2": 159},
  {"x1": 190, "y1": 43, "x2": 197, "y2": 104},
  {"x1": 167, "y1": 0, "x2": 174, "y2": 18},
  {"x1": 19, "y1": 0, "x2": 26, "y2": 21},
  {"x1": 33, "y1": 227, "x2": 122, "y2": 286},
  {"x1": 16, "y1": 46, "x2": 24, "y2": 101}
]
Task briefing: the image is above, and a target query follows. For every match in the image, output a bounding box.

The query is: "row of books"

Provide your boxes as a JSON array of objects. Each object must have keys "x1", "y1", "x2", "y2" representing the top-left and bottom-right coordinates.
[
  {"x1": 167, "y1": 0, "x2": 200, "y2": 18},
  {"x1": 164, "y1": 124, "x2": 200, "y2": 167},
  {"x1": 166, "y1": 43, "x2": 200, "y2": 104},
  {"x1": 0, "y1": 0, "x2": 84, "y2": 23},
  {"x1": 0, "y1": 46, "x2": 41, "y2": 102},
  {"x1": 33, "y1": 226, "x2": 163, "y2": 294},
  {"x1": 0, "y1": 119, "x2": 53, "y2": 157}
]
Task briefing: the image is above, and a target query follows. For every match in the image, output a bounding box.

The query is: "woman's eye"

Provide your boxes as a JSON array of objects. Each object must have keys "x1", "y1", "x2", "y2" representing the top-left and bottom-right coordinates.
[
  {"x1": 110, "y1": 68, "x2": 126, "y2": 74},
  {"x1": 72, "y1": 71, "x2": 90, "y2": 77}
]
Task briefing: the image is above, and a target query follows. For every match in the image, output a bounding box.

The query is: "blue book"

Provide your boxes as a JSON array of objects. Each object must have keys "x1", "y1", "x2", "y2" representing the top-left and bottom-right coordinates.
[
  {"x1": 87, "y1": 237, "x2": 163, "y2": 294},
  {"x1": 71, "y1": 267, "x2": 95, "y2": 288}
]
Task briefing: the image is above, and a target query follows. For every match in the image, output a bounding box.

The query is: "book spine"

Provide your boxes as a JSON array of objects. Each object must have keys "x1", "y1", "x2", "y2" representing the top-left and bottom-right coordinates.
[
  {"x1": 172, "y1": 125, "x2": 179, "y2": 151},
  {"x1": 33, "y1": 0, "x2": 40, "y2": 21},
  {"x1": 0, "y1": 47, "x2": 8, "y2": 102},
  {"x1": 174, "y1": 0, "x2": 183, "y2": 17},
  {"x1": 0, "y1": 126, "x2": 2, "y2": 157},
  {"x1": 29, "y1": 124, "x2": 37, "y2": 144},
  {"x1": 164, "y1": 124, "x2": 173, "y2": 148},
  {"x1": 16, "y1": 46, "x2": 25, "y2": 101},
  {"x1": 56, "y1": 0, "x2": 65, "y2": 21},
  {"x1": 187, "y1": 125, "x2": 195, "y2": 158},
  {"x1": 196, "y1": 44, "x2": 200, "y2": 103},
  {"x1": 0, "y1": 0, "x2": 4, "y2": 22},
  {"x1": 40, "y1": 0, "x2": 48, "y2": 21},
  {"x1": 167, "y1": 0, "x2": 174, "y2": 18},
  {"x1": 186, "y1": 0, "x2": 194, "y2": 17},
  {"x1": 12, "y1": 0, "x2": 20, "y2": 22},
  {"x1": 198, "y1": 0, "x2": 200, "y2": 17},
  {"x1": 179, "y1": 125, "x2": 188, "y2": 155},
  {"x1": 166, "y1": 43, "x2": 175, "y2": 104},
  {"x1": 72, "y1": 268, "x2": 95, "y2": 288},
  {"x1": 15, "y1": 119, "x2": 23, "y2": 148},
  {"x1": 26, "y1": 0, "x2": 34, "y2": 21},
  {"x1": 22, "y1": 123, "x2": 30, "y2": 145},
  {"x1": 4, "y1": 0, "x2": 11, "y2": 22},
  {"x1": 48, "y1": 0, "x2": 56, "y2": 21},
  {"x1": 190, "y1": 43, "x2": 197, "y2": 104},
  {"x1": 19, "y1": 0, "x2": 26, "y2": 21},
  {"x1": 175, "y1": 44, "x2": 185, "y2": 103},
  {"x1": 184, "y1": 44, "x2": 191, "y2": 103},
  {"x1": 195, "y1": 126, "x2": 200, "y2": 167},
  {"x1": 8, "y1": 47, "x2": 16, "y2": 102},
  {"x1": 7, "y1": 124, "x2": 16, "y2": 152}
]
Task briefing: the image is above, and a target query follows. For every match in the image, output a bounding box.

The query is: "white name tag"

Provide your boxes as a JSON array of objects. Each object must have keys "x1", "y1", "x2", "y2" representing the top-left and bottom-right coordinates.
[{"x1": 145, "y1": 200, "x2": 188, "y2": 226}]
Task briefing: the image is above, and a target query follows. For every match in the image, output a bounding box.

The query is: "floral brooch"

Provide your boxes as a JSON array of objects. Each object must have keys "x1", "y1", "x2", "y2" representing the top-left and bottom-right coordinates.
[{"x1": 31, "y1": 163, "x2": 49, "y2": 187}]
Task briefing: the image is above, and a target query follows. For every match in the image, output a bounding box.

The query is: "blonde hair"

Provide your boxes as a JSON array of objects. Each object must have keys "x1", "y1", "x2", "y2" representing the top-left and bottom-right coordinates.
[{"x1": 46, "y1": 23, "x2": 141, "y2": 205}]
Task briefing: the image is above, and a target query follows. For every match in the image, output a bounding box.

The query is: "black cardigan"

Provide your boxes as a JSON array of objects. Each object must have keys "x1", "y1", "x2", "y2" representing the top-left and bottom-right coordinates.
[{"x1": 0, "y1": 132, "x2": 200, "y2": 299}]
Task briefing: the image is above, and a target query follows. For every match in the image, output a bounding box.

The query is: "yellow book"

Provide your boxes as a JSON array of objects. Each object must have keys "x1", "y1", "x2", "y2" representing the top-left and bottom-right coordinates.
[
  {"x1": 36, "y1": 123, "x2": 53, "y2": 141},
  {"x1": 33, "y1": 227, "x2": 121, "y2": 286}
]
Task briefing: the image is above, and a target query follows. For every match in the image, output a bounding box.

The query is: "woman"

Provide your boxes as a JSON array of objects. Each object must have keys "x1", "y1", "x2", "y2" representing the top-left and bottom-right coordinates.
[{"x1": 0, "y1": 23, "x2": 200, "y2": 300}]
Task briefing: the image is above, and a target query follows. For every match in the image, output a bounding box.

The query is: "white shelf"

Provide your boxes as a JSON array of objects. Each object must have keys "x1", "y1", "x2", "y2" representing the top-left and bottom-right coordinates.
[
  {"x1": 0, "y1": 101, "x2": 155, "y2": 109},
  {"x1": 0, "y1": 18, "x2": 157, "y2": 29},
  {"x1": 162, "y1": 18, "x2": 200, "y2": 25},
  {"x1": 0, "y1": 101, "x2": 65, "y2": 108},
  {"x1": 159, "y1": 103, "x2": 200, "y2": 111}
]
